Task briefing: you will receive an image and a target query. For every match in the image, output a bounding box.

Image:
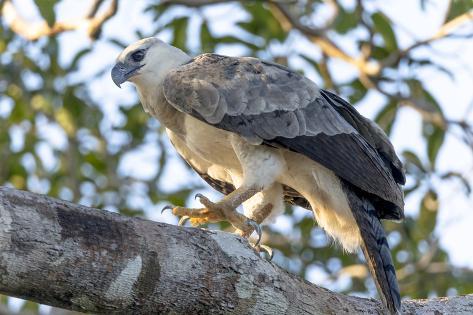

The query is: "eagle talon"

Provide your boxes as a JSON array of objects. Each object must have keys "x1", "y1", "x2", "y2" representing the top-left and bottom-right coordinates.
[
  {"x1": 194, "y1": 193, "x2": 205, "y2": 201},
  {"x1": 245, "y1": 219, "x2": 262, "y2": 246},
  {"x1": 178, "y1": 216, "x2": 190, "y2": 226},
  {"x1": 256, "y1": 244, "x2": 274, "y2": 260},
  {"x1": 161, "y1": 205, "x2": 173, "y2": 214},
  {"x1": 194, "y1": 194, "x2": 213, "y2": 208}
]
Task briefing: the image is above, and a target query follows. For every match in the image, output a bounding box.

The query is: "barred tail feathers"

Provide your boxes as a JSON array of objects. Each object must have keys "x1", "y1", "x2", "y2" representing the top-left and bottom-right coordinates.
[{"x1": 345, "y1": 188, "x2": 401, "y2": 314}]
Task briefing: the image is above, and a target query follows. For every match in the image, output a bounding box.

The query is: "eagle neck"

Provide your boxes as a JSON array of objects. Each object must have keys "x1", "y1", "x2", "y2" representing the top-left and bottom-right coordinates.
[{"x1": 138, "y1": 87, "x2": 185, "y2": 133}]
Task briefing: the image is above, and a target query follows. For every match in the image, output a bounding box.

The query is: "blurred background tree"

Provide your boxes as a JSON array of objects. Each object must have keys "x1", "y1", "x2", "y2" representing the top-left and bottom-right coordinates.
[{"x1": 0, "y1": 0, "x2": 472, "y2": 313}]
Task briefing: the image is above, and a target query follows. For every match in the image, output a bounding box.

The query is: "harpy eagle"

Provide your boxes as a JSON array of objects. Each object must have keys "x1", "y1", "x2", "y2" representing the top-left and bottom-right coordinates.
[{"x1": 112, "y1": 37, "x2": 405, "y2": 314}]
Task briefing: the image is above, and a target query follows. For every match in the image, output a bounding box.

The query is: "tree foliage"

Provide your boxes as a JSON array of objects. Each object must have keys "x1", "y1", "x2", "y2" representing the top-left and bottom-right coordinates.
[{"x1": 1, "y1": 0, "x2": 472, "y2": 313}]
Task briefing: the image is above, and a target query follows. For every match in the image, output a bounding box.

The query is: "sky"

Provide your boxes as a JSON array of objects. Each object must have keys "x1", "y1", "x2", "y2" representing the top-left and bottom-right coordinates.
[{"x1": 4, "y1": 0, "x2": 473, "y2": 312}]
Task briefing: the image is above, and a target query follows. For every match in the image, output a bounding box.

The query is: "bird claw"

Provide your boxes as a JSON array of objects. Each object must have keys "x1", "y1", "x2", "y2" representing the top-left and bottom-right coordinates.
[
  {"x1": 194, "y1": 193, "x2": 213, "y2": 208},
  {"x1": 245, "y1": 219, "x2": 262, "y2": 246},
  {"x1": 178, "y1": 216, "x2": 190, "y2": 226},
  {"x1": 257, "y1": 244, "x2": 274, "y2": 261},
  {"x1": 161, "y1": 205, "x2": 173, "y2": 214}
]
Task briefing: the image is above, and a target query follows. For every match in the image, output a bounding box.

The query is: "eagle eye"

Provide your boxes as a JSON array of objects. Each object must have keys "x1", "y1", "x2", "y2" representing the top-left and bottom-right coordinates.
[{"x1": 131, "y1": 50, "x2": 145, "y2": 62}]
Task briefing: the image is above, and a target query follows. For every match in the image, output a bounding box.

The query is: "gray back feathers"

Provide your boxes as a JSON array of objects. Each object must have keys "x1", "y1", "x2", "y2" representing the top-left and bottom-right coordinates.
[
  {"x1": 163, "y1": 54, "x2": 319, "y2": 123},
  {"x1": 163, "y1": 53, "x2": 405, "y2": 218}
]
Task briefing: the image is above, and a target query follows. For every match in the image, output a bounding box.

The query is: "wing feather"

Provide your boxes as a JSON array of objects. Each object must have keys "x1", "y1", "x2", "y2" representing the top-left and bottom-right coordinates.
[
  {"x1": 321, "y1": 90, "x2": 405, "y2": 184},
  {"x1": 163, "y1": 54, "x2": 404, "y2": 218}
]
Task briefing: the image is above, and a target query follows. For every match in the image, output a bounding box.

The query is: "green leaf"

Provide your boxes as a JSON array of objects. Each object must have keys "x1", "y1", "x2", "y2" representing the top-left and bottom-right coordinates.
[
  {"x1": 403, "y1": 150, "x2": 426, "y2": 172},
  {"x1": 8, "y1": 157, "x2": 28, "y2": 179},
  {"x1": 346, "y1": 78, "x2": 367, "y2": 104},
  {"x1": 371, "y1": 12, "x2": 398, "y2": 51},
  {"x1": 409, "y1": 58, "x2": 455, "y2": 80},
  {"x1": 370, "y1": 45, "x2": 390, "y2": 60},
  {"x1": 121, "y1": 105, "x2": 149, "y2": 139},
  {"x1": 135, "y1": 29, "x2": 146, "y2": 40},
  {"x1": 417, "y1": 190, "x2": 439, "y2": 238},
  {"x1": 163, "y1": 189, "x2": 194, "y2": 207},
  {"x1": 34, "y1": 0, "x2": 56, "y2": 27},
  {"x1": 415, "y1": 86, "x2": 446, "y2": 168},
  {"x1": 217, "y1": 35, "x2": 261, "y2": 51},
  {"x1": 239, "y1": 2, "x2": 286, "y2": 42},
  {"x1": 144, "y1": 3, "x2": 167, "y2": 16},
  {"x1": 444, "y1": 0, "x2": 473, "y2": 23},
  {"x1": 120, "y1": 208, "x2": 145, "y2": 217},
  {"x1": 108, "y1": 38, "x2": 128, "y2": 49},
  {"x1": 0, "y1": 39, "x2": 6, "y2": 53},
  {"x1": 0, "y1": 294, "x2": 7, "y2": 304},
  {"x1": 441, "y1": 171, "x2": 472, "y2": 195},
  {"x1": 200, "y1": 21, "x2": 215, "y2": 52},
  {"x1": 429, "y1": 63, "x2": 456, "y2": 80},
  {"x1": 374, "y1": 101, "x2": 398, "y2": 135},
  {"x1": 171, "y1": 17, "x2": 188, "y2": 50},
  {"x1": 427, "y1": 126, "x2": 445, "y2": 168},
  {"x1": 84, "y1": 153, "x2": 106, "y2": 172},
  {"x1": 21, "y1": 300, "x2": 40, "y2": 311},
  {"x1": 404, "y1": 181, "x2": 420, "y2": 196},
  {"x1": 334, "y1": 6, "x2": 360, "y2": 34},
  {"x1": 298, "y1": 217, "x2": 315, "y2": 239},
  {"x1": 407, "y1": 80, "x2": 445, "y2": 127},
  {"x1": 299, "y1": 54, "x2": 322, "y2": 76},
  {"x1": 67, "y1": 48, "x2": 91, "y2": 72},
  {"x1": 422, "y1": 87, "x2": 445, "y2": 116},
  {"x1": 10, "y1": 99, "x2": 32, "y2": 123}
]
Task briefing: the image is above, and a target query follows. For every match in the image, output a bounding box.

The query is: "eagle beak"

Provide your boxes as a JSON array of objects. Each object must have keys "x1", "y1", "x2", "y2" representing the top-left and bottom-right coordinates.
[
  {"x1": 111, "y1": 62, "x2": 143, "y2": 88},
  {"x1": 111, "y1": 62, "x2": 126, "y2": 88}
]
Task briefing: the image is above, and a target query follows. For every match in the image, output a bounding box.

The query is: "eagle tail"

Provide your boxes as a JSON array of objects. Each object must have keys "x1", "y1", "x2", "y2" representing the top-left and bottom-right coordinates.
[{"x1": 346, "y1": 189, "x2": 401, "y2": 314}]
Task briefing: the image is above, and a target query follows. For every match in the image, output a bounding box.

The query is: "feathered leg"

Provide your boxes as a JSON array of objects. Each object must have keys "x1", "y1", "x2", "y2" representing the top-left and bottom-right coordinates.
[{"x1": 165, "y1": 135, "x2": 286, "y2": 244}]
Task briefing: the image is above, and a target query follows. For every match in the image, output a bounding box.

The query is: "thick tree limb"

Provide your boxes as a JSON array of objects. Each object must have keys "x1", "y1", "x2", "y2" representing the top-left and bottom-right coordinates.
[{"x1": 0, "y1": 187, "x2": 472, "y2": 314}]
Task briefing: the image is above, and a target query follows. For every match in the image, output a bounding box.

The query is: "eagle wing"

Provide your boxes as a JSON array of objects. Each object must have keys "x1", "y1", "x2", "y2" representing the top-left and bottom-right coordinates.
[{"x1": 162, "y1": 54, "x2": 404, "y2": 219}]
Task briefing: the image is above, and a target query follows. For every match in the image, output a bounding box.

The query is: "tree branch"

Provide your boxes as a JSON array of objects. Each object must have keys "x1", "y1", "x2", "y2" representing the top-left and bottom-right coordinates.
[
  {"x1": 160, "y1": 0, "x2": 231, "y2": 6},
  {"x1": 1, "y1": 0, "x2": 118, "y2": 40},
  {"x1": 85, "y1": 0, "x2": 105, "y2": 18},
  {"x1": 434, "y1": 10, "x2": 473, "y2": 41},
  {"x1": 381, "y1": 9, "x2": 473, "y2": 69},
  {"x1": 0, "y1": 186, "x2": 471, "y2": 314},
  {"x1": 269, "y1": 2, "x2": 381, "y2": 76}
]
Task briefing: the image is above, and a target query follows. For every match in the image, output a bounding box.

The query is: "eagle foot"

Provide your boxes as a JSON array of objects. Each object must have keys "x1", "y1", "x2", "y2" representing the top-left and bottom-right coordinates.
[
  {"x1": 162, "y1": 193, "x2": 262, "y2": 245},
  {"x1": 169, "y1": 206, "x2": 225, "y2": 225},
  {"x1": 195, "y1": 193, "x2": 262, "y2": 245}
]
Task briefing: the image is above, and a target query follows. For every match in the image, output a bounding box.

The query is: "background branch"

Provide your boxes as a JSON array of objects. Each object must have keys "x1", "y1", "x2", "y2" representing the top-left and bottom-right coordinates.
[
  {"x1": 269, "y1": 2, "x2": 381, "y2": 76},
  {"x1": 1, "y1": 0, "x2": 118, "y2": 40},
  {"x1": 382, "y1": 9, "x2": 473, "y2": 68}
]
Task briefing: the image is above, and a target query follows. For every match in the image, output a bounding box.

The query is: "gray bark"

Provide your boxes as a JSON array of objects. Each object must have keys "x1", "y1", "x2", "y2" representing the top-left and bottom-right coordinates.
[{"x1": 0, "y1": 187, "x2": 471, "y2": 314}]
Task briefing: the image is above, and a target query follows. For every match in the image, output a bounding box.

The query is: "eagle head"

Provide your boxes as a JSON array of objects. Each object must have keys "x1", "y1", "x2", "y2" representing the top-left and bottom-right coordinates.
[{"x1": 111, "y1": 37, "x2": 190, "y2": 88}]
